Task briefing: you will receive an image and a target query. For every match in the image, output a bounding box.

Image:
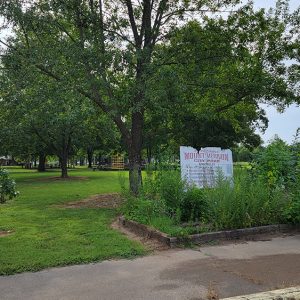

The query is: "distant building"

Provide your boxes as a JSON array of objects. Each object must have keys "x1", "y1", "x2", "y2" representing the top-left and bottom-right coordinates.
[{"x1": 0, "y1": 156, "x2": 13, "y2": 166}]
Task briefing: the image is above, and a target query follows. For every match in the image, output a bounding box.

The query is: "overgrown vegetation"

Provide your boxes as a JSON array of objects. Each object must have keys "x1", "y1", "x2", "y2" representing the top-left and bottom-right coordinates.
[{"x1": 121, "y1": 139, "x2": 300, "y2": 237}]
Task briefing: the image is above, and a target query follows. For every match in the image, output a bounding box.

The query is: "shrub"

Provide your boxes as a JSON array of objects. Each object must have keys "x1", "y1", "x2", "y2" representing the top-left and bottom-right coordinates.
[
  {"x1": 283, "y1": 189, "x2": 300, "y2": 224},
  {"x1": 252, "y1": 138, "x2": 296, "y2": 189},
  {"x1": 142, "y1": 167, "x2": 185, "y2": 216},
  {"x1": 0, "y1": 168, "x2": 19, "y2": 203},
  {"x1": 180, "y1": 187, "x2": 207, "y2": 223},
  {"x1": 121, "y1": 192, "x2": 166, "y2": 224},
  {"x1": 157, "y1": 171, "x2": 185, "y2": 215}
]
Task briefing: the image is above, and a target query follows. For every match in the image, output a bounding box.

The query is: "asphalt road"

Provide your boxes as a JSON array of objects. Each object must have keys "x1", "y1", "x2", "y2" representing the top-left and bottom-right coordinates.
[{"x1": 1, "y1": 234, "x2": 300, "y2": 300}]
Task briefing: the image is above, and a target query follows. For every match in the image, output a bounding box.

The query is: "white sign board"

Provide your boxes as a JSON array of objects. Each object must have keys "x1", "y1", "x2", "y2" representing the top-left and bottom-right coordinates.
[{"x1": 180, "y1": 146, "x2": 233, "y2": 188}]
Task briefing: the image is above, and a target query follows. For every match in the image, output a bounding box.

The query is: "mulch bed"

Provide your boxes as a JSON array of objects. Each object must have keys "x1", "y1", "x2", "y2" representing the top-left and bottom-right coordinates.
[
  {"x1": 63, "y1": 193, "x2": 123, "y2": 209},
  {"x1": 111, "y1": 220, "x2": 169, "y2": 251}
]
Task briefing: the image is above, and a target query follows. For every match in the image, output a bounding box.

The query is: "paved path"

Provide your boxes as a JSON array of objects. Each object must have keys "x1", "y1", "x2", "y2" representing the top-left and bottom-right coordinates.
[{"x1": 1, "y1": 234, "x2": 300, "y2": 300}]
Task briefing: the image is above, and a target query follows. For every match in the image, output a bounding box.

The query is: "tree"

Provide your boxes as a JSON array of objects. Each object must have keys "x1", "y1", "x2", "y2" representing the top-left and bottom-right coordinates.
[
  {"x1": 0, "y1": 54, "x2": 111, "y2": 178},
  {"x1": 142, "y1": 5, "x2": 299, "y2": 154},
  {"x1": 80, "y1": 113, "x2": 121, "y2": 168},
  {"x1": 0, "y1": 0, "x2": 299, "y2": 193}
]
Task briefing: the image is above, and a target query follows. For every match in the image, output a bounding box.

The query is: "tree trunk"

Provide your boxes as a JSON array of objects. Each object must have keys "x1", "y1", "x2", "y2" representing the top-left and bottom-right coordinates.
[
  {"x1": 37, "y1": 153, "x2": 46, "y2": 172},
  {"x1": 146, "y1": 145, "x2": 152, "y2": 164},
  {"x1": 128, "y1": 111, "x2": 144, "y2": 195},
  {"x1": 59, "y1": 154, "x2": 68, "y2": 178},
  {"x1": 79, "y1": 157, "x2": 84, "y2": 166},
  {"x1": 87, "y1": 147, "x2": 94, "y2": 168},
  {"x1": 128, "y1": 149, "x2": 142, "y2": 196}
]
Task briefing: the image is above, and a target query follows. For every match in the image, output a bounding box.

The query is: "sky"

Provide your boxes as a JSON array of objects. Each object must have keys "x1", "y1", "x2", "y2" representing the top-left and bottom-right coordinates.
[{"x1": 0, "y1": 1, "x2": 299, "y2": 145}]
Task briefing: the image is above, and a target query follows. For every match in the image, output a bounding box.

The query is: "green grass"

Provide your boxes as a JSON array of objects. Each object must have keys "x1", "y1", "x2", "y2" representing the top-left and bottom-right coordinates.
[{"x1": 0, "y1": 167, "x2": 145, "y2": 275}]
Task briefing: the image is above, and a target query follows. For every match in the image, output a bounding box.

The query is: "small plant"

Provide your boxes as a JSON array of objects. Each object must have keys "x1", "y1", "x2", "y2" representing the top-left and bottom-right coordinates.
[
  {"x1": 0, "y1": 168, "x2": 19, "y2": 203},
  {"x1": 206, "y1": 282, "x2": 219, "y2": 300}
]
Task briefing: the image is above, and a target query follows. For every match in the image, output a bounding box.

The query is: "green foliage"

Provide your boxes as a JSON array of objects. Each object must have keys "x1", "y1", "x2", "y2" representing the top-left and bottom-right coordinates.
[
  {"x1": 205, "y1": 170, "x2": 287, "y2": 230},
  {"x1": 180, "y1": 188, "x2": 207, "y2": 223},
  {"x1": 0, "y1": 168, "x2": 19, "y2": 203},
  {"x1": 252, "y1": 137, "x2": 296, "y2": 188},
  {"x1": 122, "y1": 167, "x2": 208, "y2": 229},
  {"x1": 122, "y1": 167, "x2": 290, "y2": 236},
  {"x1": 121, "y1": 192, "x2": 166, "y2": 225},
  {"x1": 1, "y1": 0, "x2": 299, "y2": 193},
  {"x1": 283, "y1": 188, "x2": 300, "y2": 224},
  {"x1": 149, "y1": 216, "x2": 204, "y2": 238},
  {"x1": 153, "y1": 171, "x2": 185, "y2": 215},
  {"x1": 233, "y1": 145, "x2": 255, "y2": 162},
  {"x1": 145, "y1": 3, "x2": 299, "y2": 154}
]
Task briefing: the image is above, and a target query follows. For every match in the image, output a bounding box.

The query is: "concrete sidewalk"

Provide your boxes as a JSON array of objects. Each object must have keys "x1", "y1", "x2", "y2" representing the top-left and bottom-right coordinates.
[
  {"x1": 1, "y1": 234, "x2": 300, "y2": 300},
  {"x1": 222, "y1": 287, "x2": 300, "y2": 299}
]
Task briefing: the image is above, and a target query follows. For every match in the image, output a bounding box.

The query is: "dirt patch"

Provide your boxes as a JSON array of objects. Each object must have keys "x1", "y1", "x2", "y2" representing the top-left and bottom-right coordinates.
[
  {"x1": 112, "y1": 220, "x2": 169, "y2": 252},
  {"x1": 63, "y1": 193, "x2": 123, "y2": 209},
  {"x1": 34, "y1": 176, "x2": 89, "y2": 182},
  {"x1": 0, "y1": 230, "x2": 13, "y2": 237}
]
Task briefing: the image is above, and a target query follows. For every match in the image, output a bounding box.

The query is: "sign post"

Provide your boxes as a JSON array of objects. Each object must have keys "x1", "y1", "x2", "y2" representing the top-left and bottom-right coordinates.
[{"x1": 180, "y1": 146, "x2": 233, "y2": 188}]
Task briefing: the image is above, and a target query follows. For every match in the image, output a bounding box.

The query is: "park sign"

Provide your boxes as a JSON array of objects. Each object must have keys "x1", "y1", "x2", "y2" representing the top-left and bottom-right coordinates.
[{"x1": 180, "y1": 146, "x2": 233, "y2": 188}]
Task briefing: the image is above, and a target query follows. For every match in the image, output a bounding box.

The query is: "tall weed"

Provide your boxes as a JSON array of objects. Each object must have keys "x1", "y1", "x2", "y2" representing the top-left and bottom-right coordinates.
[{"x1": 205, "y1": 171, "x2": 287, "y2": 230}]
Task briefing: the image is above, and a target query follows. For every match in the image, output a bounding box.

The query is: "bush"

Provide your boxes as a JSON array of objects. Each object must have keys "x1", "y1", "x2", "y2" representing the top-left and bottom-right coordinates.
[
  {"x1": 142, "y1": 168, "x2": 185, "y2": 216},
  {"x1": 0, "y1": 168, "x2": 19, "y2": 203},
  {"x1": 252, "y1": 138, "x2": 296, "y2": 189},
  {"x1": 180, "y1": 187, "x2": 207, "y2": 223},
  {"x1": 156, "y1": 171, "x2": 185, "y2": 215},
  {"x1": 122, "y1": 169, "x2": 208, "y2": 225},
  {"x1": 283, "y1": 189, "x2": 300, "y2": 224},
  {"x1": 121, "y1": 192, "x2": 166, "y2": 224}
]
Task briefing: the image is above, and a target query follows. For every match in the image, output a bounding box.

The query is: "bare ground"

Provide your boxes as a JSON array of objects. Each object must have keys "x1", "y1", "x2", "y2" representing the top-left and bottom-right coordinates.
[
  {"x1": 111, "y1": 220, "x2": 169, "y2": 251},
  {"x1": 62, "y1": 193, "x2": 123, "y2": 209},
  {"x1": 34, "y1": 176, "x2": 89, "y2": 182},
  {"x1": 0, "y1": 230, "x2": 13, "y2": 237}
]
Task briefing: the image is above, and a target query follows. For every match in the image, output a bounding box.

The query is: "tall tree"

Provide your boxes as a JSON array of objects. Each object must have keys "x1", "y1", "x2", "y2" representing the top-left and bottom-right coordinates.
[
  {"x1": 0, "y1": 54, "x2": 108, "y2": 178},
  {"x1": 0, "y1": 0, "x2": 298, "y2": 193}
]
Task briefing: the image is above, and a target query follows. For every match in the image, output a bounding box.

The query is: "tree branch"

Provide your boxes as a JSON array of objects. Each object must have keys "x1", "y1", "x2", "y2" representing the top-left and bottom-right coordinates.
[{"x1": 125, "y1": 0, "x2": 140, "y2": 46}]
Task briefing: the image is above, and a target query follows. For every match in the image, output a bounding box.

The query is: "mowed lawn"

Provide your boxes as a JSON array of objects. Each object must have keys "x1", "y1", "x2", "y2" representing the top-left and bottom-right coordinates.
[{"x1": 0, "y1": 168, "x2": 145, "y2": 275}]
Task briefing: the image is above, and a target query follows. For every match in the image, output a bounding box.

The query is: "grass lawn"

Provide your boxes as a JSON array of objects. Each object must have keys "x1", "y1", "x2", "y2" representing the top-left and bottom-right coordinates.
[{"x1": 0, "y1": 167, "x2": 145, "y2": 275}]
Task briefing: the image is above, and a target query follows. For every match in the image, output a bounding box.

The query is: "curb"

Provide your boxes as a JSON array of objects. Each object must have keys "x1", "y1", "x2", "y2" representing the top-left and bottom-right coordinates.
[
  {"x1": 221, "y1": 286, "x2": 300, "y2": 299},
  {"x1": 118, "y1": 216, "x2": 300, "y2": 248}
]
